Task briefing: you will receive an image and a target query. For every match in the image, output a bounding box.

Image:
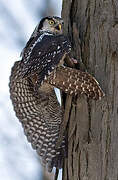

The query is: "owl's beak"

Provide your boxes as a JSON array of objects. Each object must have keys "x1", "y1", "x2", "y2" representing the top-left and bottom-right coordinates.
[{"x1": 55, "y1": 24, "x2": 62, "y2": 31}]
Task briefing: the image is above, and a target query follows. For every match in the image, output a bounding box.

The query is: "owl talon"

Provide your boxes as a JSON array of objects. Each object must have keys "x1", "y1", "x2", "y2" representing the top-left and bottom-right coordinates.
[{"x1": 71, "y1": 58, "x2": 78, "y2": 64}]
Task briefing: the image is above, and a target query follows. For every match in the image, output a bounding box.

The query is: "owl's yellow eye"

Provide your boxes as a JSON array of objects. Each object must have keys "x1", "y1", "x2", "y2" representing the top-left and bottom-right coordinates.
[{"x1": 49, "y1": 20, "x2": 54, "y2": 25}]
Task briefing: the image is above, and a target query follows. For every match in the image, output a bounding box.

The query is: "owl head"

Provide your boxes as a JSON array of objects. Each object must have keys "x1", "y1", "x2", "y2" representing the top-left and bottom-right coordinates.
[
  {"x1": 31, "y1": 16, "x2": 64, "y2": 37},
  {"x1": 20, "y1": 16, "x2": 65, "y2": 58}
]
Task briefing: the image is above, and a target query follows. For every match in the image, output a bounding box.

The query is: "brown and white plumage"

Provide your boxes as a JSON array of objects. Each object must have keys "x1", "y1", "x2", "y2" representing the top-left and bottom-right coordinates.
[
  {"x1": 47, "y1": 66, "x2": 104, "y2": 100},
  {"x1": 9, "y1": 16, "x2": 104, "y2": 172},
  {"x1": 21, "y1": 16, "x2": 71, "y2": 86},
  {"x1": 9, "y1": 61, "x2": 66, "y2": 172}
]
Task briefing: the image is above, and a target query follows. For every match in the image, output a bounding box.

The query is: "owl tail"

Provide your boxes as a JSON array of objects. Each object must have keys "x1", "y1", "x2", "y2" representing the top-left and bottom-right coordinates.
[
  {"x1": 47, "y1": 66, "x2": 105, "y2": 100},
  {"x1": 9, "y1": 61, "x2": 66, "y2": 172}
]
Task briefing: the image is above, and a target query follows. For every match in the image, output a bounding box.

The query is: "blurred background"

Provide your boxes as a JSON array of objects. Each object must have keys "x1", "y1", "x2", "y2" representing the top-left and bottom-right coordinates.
[{"x1": 0, "y1": 0, "x2": 62, "y2": 179}]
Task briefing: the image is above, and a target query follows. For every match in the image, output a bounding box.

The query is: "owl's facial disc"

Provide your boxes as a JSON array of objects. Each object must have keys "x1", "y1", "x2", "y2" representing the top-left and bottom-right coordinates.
[{"x1": 41, "y1": 17, "x2": 64, "y2": 34}]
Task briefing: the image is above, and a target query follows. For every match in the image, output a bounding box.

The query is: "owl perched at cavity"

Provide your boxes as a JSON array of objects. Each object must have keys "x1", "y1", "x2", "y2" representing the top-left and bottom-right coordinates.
[{"x1": 9, "y1": 16, "x2": 104, "y2": 172}]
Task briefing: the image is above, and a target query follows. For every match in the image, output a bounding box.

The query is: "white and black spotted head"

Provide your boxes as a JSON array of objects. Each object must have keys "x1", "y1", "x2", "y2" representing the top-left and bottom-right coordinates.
[{"x1": 31, "y1": 16, "x2": 64, "y2": 37}]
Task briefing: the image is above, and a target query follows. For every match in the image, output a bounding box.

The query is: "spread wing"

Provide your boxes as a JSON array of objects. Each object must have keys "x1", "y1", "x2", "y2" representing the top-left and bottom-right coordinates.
[{"x1": 21, "y1": 32, "x2": 71, "y2": 85}]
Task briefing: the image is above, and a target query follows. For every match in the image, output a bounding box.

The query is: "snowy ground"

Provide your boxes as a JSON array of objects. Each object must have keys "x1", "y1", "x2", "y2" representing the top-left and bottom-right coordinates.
[{"x1": 0, "y1": 0, "x2": 62, "y2": 179}]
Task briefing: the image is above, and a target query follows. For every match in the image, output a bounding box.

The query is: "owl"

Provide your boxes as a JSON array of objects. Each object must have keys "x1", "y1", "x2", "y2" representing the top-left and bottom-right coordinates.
[
  {"x1": 21, "y1": 16, "x2": 71, "y2": 86},
  {"x1": 9, "y1": 16, "x2": 104, "y2": 172}
]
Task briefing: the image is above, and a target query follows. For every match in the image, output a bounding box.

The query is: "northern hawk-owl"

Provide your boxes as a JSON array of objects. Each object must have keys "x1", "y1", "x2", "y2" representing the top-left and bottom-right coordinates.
[{"x1": 9, "y1": 16, "x2": 104, "y2": 172}]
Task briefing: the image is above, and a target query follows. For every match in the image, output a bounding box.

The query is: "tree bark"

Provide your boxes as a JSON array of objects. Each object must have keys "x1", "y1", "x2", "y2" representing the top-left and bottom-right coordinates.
[{"x1": 61, "y1": 0, "x2": 118, "y2": 180}]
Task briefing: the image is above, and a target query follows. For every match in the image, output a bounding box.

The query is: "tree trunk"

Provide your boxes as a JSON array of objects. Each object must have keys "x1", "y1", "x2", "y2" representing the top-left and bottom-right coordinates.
[{"x1": 61, "y1": 0, "x2": 118, "y2": 179}]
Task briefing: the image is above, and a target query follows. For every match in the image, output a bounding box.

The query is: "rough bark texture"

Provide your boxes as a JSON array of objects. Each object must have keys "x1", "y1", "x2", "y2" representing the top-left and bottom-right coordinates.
[{"x1": 61, "y1": 0, "x2": 118, "y2": 180}]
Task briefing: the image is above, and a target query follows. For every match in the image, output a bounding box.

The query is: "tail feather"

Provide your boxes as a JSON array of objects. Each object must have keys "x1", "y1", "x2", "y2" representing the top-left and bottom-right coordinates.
[{"x1": 47, "y1": 66, "x2": 105, "y2": 100}]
